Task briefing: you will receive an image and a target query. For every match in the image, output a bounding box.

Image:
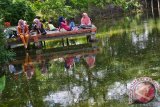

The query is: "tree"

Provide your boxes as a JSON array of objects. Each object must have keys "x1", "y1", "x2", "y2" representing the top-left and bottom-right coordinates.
[{"x1": 0, "y1": 0, "x2": 35, "y2": 25}]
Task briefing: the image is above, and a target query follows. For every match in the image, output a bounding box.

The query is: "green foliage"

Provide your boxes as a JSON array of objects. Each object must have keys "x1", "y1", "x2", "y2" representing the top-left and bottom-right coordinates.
[
  {"x1": 0, "y1": 0, "x2": 142, "y2": 25},
  {"x1": 0, "y1": 18, "x2": 15, "y2": 65},
  {"x1": 0, "y1": 0, "x2": 35, "y2": 25},
  {"x1": 113, "y1": 0, "x2": 141, "y2": 11},
  {"x1": 28, "y1": 0, "x2": 79, "y2": 21},
  {"x1": 26, "y1": 0, "x2": 142, "y2": 21}
]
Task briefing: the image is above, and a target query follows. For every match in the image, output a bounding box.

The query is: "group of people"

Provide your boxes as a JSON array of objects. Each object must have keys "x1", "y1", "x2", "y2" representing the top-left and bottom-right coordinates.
[
  {"x1": 58, "y1": 12, "x2": 91, "y2": 31},
  {"x1": 17, "y1": 12, "x2": 92, "y2": 49},
  {"x1": 17, "y1": 16, "x2": 46, "y2": 48}
]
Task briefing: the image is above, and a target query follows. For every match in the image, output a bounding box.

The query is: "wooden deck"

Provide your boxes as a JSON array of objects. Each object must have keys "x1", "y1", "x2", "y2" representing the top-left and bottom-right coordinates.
[{"x1": 7, "y1": 26, "x2": 97, "y2": 48}]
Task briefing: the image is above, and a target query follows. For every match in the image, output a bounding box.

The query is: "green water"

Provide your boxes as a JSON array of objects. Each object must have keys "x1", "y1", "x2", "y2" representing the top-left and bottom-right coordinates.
[{"x1": 0, "y1": 13, "x2": 160, "y2": 107}]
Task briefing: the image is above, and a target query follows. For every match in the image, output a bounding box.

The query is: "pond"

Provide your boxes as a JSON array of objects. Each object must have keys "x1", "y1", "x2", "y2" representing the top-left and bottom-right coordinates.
[{"x1": 0, "y1": 13, "x2": 160, "y2": 107}]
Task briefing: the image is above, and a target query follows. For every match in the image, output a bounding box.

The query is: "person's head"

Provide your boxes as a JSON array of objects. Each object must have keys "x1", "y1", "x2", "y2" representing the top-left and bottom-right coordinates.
[
  {"x1": 41, "y1": 19, "x2": 46, "y2": 23},
  {"x1": 48, "y1": 20, "x2": 53, "y2": 24},
  {"x1": 33, "y1": 19, "x2": 39, "y2": 24},
  {"x1": 18, "y1": 19, "x2": 24, "y2": 26},
  {"x1": 58, "y1": 16, "x2": 65, "y2": 26},
  {"x1": 69, "y1": 18, "x2": 75, "y2": 22},
  {"x1": 59, "y1": 16, "x2": 64, "y2": 22},
  {"x1": 82, "y1": 13, "x2": 88, "y2": 18},
  {"x1": 33, "y1": 19, "x2": 41, "y2": 28}
]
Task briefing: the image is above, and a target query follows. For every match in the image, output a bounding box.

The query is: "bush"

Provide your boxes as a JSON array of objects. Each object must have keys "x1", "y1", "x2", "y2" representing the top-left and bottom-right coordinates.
[{"x1": 0, "y1": 18, "x2": 15, "y2": 65}]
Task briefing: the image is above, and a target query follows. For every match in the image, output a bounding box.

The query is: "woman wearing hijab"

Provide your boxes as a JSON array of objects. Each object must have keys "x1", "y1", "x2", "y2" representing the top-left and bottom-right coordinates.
[
  {"x1": 81, "y1": 13, "x2": 91, "y2": 25},
  {"x1": 58, "y1": 16, "x2": 71, "y2": 31},
  {"x1": 17, "y1": 19, "x2": 29, "y2": 49},
  {"x1": 80, "y1": 13, "x2": 92, "y2": 29}
]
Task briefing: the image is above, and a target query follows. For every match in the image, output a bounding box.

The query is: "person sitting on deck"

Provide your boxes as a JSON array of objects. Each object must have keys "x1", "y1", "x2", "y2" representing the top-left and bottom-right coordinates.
[
  {"x1": 33, "y1": 18, "x2": 46, "y2": 35},
  {"x1": 79, "y1": 13, "x2": 92, "y2": 29},
  {"x1": 17, "y1": 19, "x2": 29, "y2": 49},
  {"x1": 58, "y1": 16, "x2": 71, "y2": 31},
  {"x1": 30, "y1": 18, "x2": 46, "y2": 47},
  {"x1": 47, "y1": 20, "x2": 57, "y2": 31},
  {"x1": 69, "y1": 18, "x2": 78, "y2": 31}
]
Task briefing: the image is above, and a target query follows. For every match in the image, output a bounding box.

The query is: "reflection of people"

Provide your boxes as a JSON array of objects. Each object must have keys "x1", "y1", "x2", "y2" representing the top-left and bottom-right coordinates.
[
  {"x1": 41, "y1": 60, "x2": 48, "y2": 74},
  {"x1": 134, "y1": 82, "x2": 155, "y2": 103},
  {"x1": 8, "y1": 64, "x2": 23, "y2": 80},
  {"x1": 23, "y1": 53, "x2": 35, "y2": 79},
  {"x1": 64, "y1": 57, "x2": 75, "y2": 70},
  {"x1": 84, "y1": 55, "x2": 95, "y2": 69},
  {"x1": 9, "y1": 64, "x2": 16, "y2": 73}
]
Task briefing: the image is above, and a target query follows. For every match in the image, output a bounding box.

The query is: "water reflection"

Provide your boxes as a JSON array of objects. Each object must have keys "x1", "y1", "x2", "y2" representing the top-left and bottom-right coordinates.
[
  {"x1": 44, "y1": 86, "x2": 84, "y2": 106},
  {"x1": 131, "y1": 21, "x2": 149, "y2": 49},
  {"x1": 85, "y1": 55, "x2": 96, "y2": 69},
  {"x1": 107, "y1": 82, "x2": 127, "y2": 100},
  {"x1": 1, "y1": 14, "x2": 160, "y2": 107},
  {"x1": 41, "y1": 60, "x2": 48, "y2": 74},
  {"x1": 24, "y1": 53, "x2": 35, "y2": 79}
]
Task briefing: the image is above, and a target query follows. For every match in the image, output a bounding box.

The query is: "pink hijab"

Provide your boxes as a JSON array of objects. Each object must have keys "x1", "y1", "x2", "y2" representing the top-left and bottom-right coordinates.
[{"x1": 81, "y1": 13, "x2": 91, "y2": 25}]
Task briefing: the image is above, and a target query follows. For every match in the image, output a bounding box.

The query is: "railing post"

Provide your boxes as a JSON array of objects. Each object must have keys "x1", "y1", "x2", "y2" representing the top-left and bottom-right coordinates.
[
  {"x1": 145, "y1": 0, "x2": 148, "y2": 8},
  {"x1": 66, "y1": 38, "x2": 69, "y2": 46},
  {"x1": 62, "y1": 38, "x2": 65, "y2": 47}
]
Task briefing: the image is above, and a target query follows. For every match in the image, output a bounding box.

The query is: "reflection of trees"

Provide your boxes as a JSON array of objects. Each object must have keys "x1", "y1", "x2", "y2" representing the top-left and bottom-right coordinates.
[
  {"x1": 91, "y1": 18, "x2": 160, "y2": 106},
  {"x1": 2, "y1": 17, "x2": 160, "y2": 107}
]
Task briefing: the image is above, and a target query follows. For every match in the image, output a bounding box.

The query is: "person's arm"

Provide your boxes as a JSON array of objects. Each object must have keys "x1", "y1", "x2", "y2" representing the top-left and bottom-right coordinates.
[
  {"x1": 87, "y1": 18, "x2": 91, "y2": 25},
  {"x1": 48, "y1": 24, "x2": 50, "y2": 30},
  {"x1": 61, "y1": 22, "x2": 67, "y2": 26},
  {"x1": 81, "y1": 18, "x2": 84, "y2": 25},
  {"x1": 25, "y1": 25, "x2": 29, "y2": 34},
  {"x1": 17, "y1": 26, "x2": 21, "y2": 35}
]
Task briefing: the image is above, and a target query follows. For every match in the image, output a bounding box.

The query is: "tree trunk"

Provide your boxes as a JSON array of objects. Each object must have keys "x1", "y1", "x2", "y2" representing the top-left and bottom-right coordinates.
[
  {"x1": 158, "y1": 0, "x2": 160, "y2": 16},
  {"x1": 151, "y1": 0, "x2": 154, "y2": 17},
  {"x1": 145, "y1": 0, "x2": 148, "y2": 8}
]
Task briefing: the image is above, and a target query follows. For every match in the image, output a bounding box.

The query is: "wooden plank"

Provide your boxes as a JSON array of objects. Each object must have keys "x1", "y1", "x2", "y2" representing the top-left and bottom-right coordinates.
[{"x1": 7, "y1": 28, "x2": 97, "y2": 46}]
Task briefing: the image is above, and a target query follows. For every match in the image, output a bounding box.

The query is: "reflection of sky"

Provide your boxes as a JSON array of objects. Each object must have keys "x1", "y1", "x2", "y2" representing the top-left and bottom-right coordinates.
[
  {"x1": 43, "y1": 86, "x2": 84, "y2": 106},
  {"x1": 131, "y1": 22, "x2": 149, "y2": 49},
  {"x1": 107, "y1": 82, "x2": 127, "y2": 100}
]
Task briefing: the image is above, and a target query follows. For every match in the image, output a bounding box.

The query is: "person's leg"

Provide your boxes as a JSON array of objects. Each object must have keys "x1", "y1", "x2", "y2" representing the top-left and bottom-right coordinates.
[
  {"x1": 25, "y1": 34, "x2": 29, "y2": 48},
  {"x1": 19, "y1": 34, "x2": 27, "y2": 48}
]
